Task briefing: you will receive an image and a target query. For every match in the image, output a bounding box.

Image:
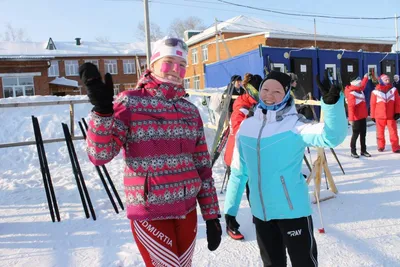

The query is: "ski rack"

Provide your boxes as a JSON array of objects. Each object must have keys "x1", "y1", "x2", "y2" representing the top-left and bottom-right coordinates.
[
  {"x1": 32, "y1": 116, "x2": 61, "y2": 222},
  {"x1": 62, "y1": 123, "x2": 96, "y2": 220},
  {"x1": 78, "y1": 118, "x2": 124, "y2": 213}
]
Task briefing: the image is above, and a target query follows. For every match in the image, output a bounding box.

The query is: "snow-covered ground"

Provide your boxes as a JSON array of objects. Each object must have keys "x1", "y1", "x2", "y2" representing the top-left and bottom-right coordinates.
[{"x1": 1, "y1": 95, "x2": 400, "y2": 267}]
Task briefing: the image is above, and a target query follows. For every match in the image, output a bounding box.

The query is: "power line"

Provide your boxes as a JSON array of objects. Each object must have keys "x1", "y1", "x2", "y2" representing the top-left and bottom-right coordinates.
[
  {"x1": 217, "y1": 0, "x2": 400, "y2": 20},
  {"x1": 106, "y1": 0, "x2": 396, "y2": 32}
]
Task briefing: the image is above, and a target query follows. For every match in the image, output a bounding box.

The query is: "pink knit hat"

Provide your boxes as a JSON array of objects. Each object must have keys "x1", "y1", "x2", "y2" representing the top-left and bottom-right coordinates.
[{"x1": 150, "y1": 37, "x2": 188, "y2": 65}]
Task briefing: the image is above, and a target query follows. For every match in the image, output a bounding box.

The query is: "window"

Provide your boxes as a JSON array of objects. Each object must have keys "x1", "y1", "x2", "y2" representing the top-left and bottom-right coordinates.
[
  {"x1": 113, "y1": 84, "x2": 120, "y2": 95},
  {"x1": 184, "y1": 78, "x2": 190, "y2": 89},
  {"x1": 201, "y1": 45, "x2": 208, "y2": 62},
  {"x1": 368, "y1": 64, "x2": 377, "y2": 76},
  {"x1": 105, "y1": 60, "x2": 118, "y2": 74},
  {"x1": 123, "y1": 59, "x2": 136, "y2": 74},
  {"x1": 271, "y1": 63, "x2": 285, "y2": 73},
  {"x1": 325, "y1": 64, "x2": 337, "y2": 80},
  {"x1": 194, "y1": 76, "x2": 200, "y2": 89},
  {"x1": 192, "y1": 48, "x2": 198, "y2": 64},
  {"x1": 124, "y1": 83, "x2": 136, "y2": 90},
  {"x1": 65, "y1": 60, "x2": 79, "y2": 76},
  {"x1": 84, "y1": 59, "x2": 99, "y2": 68},
  {"x1": 139, "y1": 58, "x2": 147, "y2": 71},
  {"x1": 2, "y1": 76, "x2": 35, "y2": 98},
  {"x1": 48, "y1": 60, "x2": 59, "y2": 77}
]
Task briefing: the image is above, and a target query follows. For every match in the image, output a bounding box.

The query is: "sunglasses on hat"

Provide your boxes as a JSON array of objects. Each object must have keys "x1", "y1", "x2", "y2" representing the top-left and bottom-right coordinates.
[{"x1": 164, "y1": 38, "x2": 188, "y2": 52}]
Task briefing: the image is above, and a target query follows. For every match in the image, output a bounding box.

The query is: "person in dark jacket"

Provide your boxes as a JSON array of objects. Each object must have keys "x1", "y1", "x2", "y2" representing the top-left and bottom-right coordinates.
[{"x1": 223, "y1": 75, "x2": 246, "y2": 114}]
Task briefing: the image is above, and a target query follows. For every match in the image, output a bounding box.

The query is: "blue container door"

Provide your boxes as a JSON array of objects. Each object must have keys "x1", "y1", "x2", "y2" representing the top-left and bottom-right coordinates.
[{"x1": 340, "y1": 58, "x2": 359, "y2": 86}]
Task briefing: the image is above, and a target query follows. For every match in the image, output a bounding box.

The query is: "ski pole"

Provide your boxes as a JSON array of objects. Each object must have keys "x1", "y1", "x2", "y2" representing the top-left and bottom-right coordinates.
[
  {"x1": 314, "y1": 187, "x2": 326, "y2": 234},
  {"x1": 303, "y1": 154, "x2": 312, "y2": 172},
  {"x1": 32, "y1": 116, "x2": 58, "y2": 222},
  {"x1": 82, "y1": 118, "x2": 124, "y2": 210},
  {"x1": 322, "y1": 150, "x2": 329, "y2": 190},
  {"x1": 220, "y1": 167, "x2": 229, "y2": 194},
  {"x1": 330, "y1": 148, "x2": 345, "y2": 175},
  {"x1": 64, "y1": 123, "x2": 96, "y2": 220},
  {"x1": 78, "y1": 121, "x2": 119, "y2": 214},
  {"x1": 62, "y1": 123, "x2": 92, "y2": 219}
]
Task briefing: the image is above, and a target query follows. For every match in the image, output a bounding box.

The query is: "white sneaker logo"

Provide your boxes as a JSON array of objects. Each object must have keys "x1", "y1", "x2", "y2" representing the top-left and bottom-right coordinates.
[{"x1": 287, "y1": 230, "x2": 302, "y2": 237}]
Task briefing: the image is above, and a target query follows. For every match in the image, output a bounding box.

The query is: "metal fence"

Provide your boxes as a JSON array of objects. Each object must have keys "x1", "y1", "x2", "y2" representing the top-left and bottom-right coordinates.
[{"x1": 0, "y1": 93, "x2": 321, "y2": 149}]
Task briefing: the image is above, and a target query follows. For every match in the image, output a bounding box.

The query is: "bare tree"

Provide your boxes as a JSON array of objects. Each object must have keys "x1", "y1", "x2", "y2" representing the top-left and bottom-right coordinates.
[
  {"x1": 168, "y1": 16, "x2": 206, "y2": 39},
  {"x1": 95, "y1": 36, "x2": 111, "y2": 43},
  {"x1": 2, "y1": 23, "x2": 30, "y2": 42},
  {"x1": 136, "y1": 21, "x2": 164, "y2": 42}
]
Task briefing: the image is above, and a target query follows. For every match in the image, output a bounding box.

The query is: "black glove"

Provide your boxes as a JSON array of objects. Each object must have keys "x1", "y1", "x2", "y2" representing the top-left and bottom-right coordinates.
[
  {"x1": 225, "y1": 214, "x2": 240, "y2": 230},
  {"x1": 395, "y1": 114, "x2": 400, "y2": 120},
  {"x1": 206, "y1": 219, "x2": 222, "y2": 251},
  {"x1": 371, "y1": 118, "x2": 376, "y2": 123},
  {"x1": 79, "y1": 63, "x2": 114, "y2": 114},
  {"x1": 316, "y1": 70, "x2": 341, "y2": 105}
]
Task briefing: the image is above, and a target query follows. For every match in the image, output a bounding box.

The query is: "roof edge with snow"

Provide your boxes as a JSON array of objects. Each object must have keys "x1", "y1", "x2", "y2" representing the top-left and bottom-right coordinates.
[{"x1": 265, "y1": 32, "x2": 395, "y2": 45}]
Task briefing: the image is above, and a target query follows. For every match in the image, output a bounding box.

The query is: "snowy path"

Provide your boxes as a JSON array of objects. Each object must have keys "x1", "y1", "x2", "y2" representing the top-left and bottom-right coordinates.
[{"x1": 1, "y1": 95, "x2": 400, "y2": 267}]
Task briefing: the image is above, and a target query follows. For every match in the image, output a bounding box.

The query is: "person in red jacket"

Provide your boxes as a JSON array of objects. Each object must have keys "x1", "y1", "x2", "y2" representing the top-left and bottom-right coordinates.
[
  {"x1": 370, "y1": 74, "x2": 400, "y2": 153},
  {"x1": 224, "y1": 73, "x2": 262, "y2": 240},
  {"x1": 79, "y1": 37, "x2": 222, "y2": 267},
  {"x1": 345, "y1": 75, "x2": 371, "y2": 158}
]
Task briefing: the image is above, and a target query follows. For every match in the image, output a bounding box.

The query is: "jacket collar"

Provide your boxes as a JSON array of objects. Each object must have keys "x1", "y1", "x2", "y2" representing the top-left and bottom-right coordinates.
[
  {"x1": 254, "y1": 98, "x2": 298, "y2": 123},
  {"x1": 136, "y1": 70, "x2": 186, "y2": 101}
]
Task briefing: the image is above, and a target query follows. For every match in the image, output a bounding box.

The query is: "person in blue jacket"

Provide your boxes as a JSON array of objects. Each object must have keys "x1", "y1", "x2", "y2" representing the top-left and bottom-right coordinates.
[{"x1": 224, "y1": 71, "x2": 347, "y2": 267}]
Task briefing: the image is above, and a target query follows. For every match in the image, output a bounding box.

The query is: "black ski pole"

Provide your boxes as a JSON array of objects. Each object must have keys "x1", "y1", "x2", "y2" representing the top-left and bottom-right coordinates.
[
  {"x1": 78, "y1": 121, "x2": 119, "y2": 214},
  {"x1": 101, "y1": 166, "x2": 124, "y2": 210},
  {"x1": 81, "y1": 118, "x2": 124, "y2": 210},
  {"x1": 303, "y1": 154, "x2": 312, "y2": 172},
  {"x1": 330, "y1": 148, "x2": 345, "y2": 175},
  {"x1": 220, "y1": 167, "x2": 229, "y2": 194},
  {"x1": 63, "y1": 123, "x2": 96, "y2": 220},
  {"x1": 32, "y1": 116, "x2": 57, "y2": 222},
  {"x1": 322, "y1": 150, "x2": 329, "y2": 190},
  {"x1": 62, "y1": 123, "x2": 90, "y2": 219},
  {"x1": 36, "y1": 117, "x2": 60, "y2": 222}
]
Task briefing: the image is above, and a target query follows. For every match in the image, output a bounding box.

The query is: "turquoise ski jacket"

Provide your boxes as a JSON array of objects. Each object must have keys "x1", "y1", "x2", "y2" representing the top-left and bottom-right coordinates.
[{"x1": 224, "y1": 95, "x2": 347, "y2": 221}]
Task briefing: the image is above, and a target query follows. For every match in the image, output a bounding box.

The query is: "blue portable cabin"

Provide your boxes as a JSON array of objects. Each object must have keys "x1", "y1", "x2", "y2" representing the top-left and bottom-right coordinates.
[
  {"x1": 204, "y1": 49, "x2": 264, "y2": 88},
  {"x1": 204, "y1": 46, "x2": 399, "y2": 118}
]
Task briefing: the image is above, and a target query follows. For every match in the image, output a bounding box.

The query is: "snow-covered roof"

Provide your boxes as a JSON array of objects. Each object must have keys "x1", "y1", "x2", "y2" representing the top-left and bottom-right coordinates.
[
  {"x1": 49, "y1": 77, "x2": 78, "y2": 87},
  {"x1": 186, "y1": 15, "x2": 310, "y2": 46},
  {"x1": 186, "y1": 15, "x2": 394, "y2": 46},
  {"x1": 0, "y1": 55, "x2": 54, "y2": 60},
  {"x1": 265, "y1": 32, "x2": 395, "y2": 45},
  {"x1": 0, "y1": 40, "x2": 149, "y2": 58}
]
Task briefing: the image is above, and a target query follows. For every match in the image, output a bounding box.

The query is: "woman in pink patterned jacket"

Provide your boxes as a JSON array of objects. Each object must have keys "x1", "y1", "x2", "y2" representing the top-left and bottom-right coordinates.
[{"x1": 79, "y1": 37, "x2": 221, "y2": 267}]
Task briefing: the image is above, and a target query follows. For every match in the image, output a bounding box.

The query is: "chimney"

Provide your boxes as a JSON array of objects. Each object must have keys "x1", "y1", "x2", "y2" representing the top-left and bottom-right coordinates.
[
  {"x1": 75, "y1": 38, "x2": 81, "y2": 46},
  {"x1": 184, "y1": 30, "x2": 201, "y2": 41}
]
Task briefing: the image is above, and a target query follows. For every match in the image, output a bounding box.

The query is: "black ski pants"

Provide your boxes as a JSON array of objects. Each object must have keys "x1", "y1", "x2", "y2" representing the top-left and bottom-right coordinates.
[
  {"x1": 253, "y1": 215, "x2": 318, "y2": 267},
  {"x1": 350, "y1": 118, "x2": 367, "y2": 153}
]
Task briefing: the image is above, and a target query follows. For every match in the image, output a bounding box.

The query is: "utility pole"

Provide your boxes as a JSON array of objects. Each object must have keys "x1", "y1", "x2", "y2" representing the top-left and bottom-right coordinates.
[
  {"x1": 314, "y1": 18, "x2": 317, "y2": 48},
  {"x1": 215, "y1": 18, "x2": 220, "y2": 62},
  {"x1": 144, "y1": 0, "x2": 152, "y2": 67},
  {"x1": 395, "y1": 13, "x2": 399, "y2": 52}
]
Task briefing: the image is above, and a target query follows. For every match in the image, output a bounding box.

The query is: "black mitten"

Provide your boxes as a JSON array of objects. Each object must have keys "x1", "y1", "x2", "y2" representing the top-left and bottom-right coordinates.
[
  {"x1": 394, "y1": 114, "x2": 400, "y2": 120},
  {"x1": 316, "y1": 70, "x2": 341, "y2": 105},
  {"x1": 206, "y1": 219, "x2": 222, "y2": 251},
  {"x1": 79, "y1": 63, "x2": 114, "y2": 114}
]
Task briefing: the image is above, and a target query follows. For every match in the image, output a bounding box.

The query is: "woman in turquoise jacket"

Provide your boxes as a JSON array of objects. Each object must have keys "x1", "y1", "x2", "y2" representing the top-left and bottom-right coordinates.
[{"x1": 224, "y1": 71, "x2": 347, "y2": 267}]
